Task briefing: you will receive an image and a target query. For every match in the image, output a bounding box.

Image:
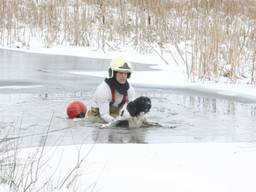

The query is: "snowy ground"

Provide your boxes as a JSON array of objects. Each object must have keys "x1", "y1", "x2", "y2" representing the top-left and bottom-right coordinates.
[
  {"x1": 1, "y1": 45, "x2": 256, "y2": 192},
  {"x1": 2, "y1": 143, "x2": 256, "y2": 192}
]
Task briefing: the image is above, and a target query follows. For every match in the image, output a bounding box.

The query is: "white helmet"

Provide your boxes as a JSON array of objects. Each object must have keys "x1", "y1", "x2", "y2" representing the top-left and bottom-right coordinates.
[{"x1": 108, "y1": 57, "x2": 133, "y2": 78}]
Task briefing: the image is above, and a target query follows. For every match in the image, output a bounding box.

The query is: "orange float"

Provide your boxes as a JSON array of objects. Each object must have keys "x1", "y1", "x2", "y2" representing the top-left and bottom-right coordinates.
[{"x1": 66, "y1": 101, "x2": 87, "y2": 119}]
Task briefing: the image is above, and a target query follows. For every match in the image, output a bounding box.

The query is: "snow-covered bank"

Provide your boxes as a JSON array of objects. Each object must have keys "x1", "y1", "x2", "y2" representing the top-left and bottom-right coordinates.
[
  {"x1": 0, "y1": 44, "x2": 163, "y2": 64},
  {"x1": 68, "y1": 70, "x2": 256, "y2": 103},
  {"x1": 2, "y1": 143, "x2": 256, "y2": 192},
  {"x1": 0, "y1": 85, "x2": 43, "y2": 90}
]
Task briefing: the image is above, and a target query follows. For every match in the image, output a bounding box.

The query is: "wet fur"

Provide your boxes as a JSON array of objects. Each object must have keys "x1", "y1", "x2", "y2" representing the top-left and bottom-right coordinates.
[
  {"x1": 101, "y1": 114, "x2": 176, "y2": 129},
  {"x1": 127, "y1": 96, "x2": 151, "y2": 117}
]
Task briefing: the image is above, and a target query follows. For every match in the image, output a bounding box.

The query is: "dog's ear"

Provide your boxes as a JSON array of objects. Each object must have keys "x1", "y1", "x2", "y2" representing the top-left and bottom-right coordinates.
[
  {"x1": 134, "y1": 96, "x2": 151, "y2": 114},
  {"x1": 127, "y1": 96, "x2": 151, "y2": 117},
  {"x1": 127, "y1": 101, "x2": 138, "y2": 117}
]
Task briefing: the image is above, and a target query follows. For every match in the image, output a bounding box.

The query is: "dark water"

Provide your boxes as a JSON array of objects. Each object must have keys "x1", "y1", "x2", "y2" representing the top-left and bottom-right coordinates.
[{"x1": 1, "y1": 48, "x2": 256, "y2": 147}]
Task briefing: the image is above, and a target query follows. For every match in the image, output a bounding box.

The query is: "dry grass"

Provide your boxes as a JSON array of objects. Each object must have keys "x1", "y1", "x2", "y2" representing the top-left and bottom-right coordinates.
[
  {"x1": 0, "y1": 112, "x2": 96, "y2": 191},
  {"x1": 0, "y1": 0, "x2": 256, "y2": 83}
]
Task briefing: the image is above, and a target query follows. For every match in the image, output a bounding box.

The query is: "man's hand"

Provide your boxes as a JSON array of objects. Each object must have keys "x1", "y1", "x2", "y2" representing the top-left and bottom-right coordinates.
[{"x1": 99, "y1": 116, "x2": 127, "y2": 129}]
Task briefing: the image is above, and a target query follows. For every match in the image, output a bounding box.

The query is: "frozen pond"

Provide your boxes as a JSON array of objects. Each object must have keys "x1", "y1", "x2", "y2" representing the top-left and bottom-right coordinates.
[{"x1": 1, "y1": 48, "x2": 256, "y2": 147}]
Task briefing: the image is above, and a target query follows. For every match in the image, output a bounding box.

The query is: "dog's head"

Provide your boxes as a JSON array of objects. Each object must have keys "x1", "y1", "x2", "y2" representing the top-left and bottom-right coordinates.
[{"x1": 127, "y1": 96, "x2": 151, "y2": 117}]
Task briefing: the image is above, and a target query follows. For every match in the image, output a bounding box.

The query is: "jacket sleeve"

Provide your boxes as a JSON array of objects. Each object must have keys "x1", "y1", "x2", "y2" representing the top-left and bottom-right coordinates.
[
  {"x1": 93, "y1": 82, "x2": 115, "y2": 123},
  {"x1": 128, "y1": 83, "x2": 136, "y2": 101},
  {"x1": 120, "y1": 83, "x2": 136, "y2": 118}
]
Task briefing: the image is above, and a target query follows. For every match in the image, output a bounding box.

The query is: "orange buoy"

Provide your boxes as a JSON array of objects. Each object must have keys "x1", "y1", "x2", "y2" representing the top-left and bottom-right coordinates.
[{"x1": 67, "y1": 101, "x2": 87, "y2": 119}]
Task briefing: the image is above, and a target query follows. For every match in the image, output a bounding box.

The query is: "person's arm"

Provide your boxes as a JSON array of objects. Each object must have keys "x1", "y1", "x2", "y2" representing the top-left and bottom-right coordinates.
[
  {"x1": 94, "y1": 82, "x2": 115, "y2": 123},
  {"x1": 98, "y1": 101, "x2": 115, "y2": 123},
  {"x1": 128, "y1": 84, "x2": 136, "y2": 101},
  {"x1": 119, "y1": 83, "x2": 136, "y2": 118}
]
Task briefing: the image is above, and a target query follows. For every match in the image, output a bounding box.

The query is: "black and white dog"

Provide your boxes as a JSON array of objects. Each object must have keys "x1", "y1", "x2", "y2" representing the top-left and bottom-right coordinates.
[{"x1": 101, "y1": 96, "x2": 175, "y2": 128}]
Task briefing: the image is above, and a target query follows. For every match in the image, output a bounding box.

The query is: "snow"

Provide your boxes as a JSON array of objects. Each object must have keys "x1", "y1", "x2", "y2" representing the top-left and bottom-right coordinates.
[
  {"x1": 0, "y1": 85, "x2": 43, "y2": 90},
  {"x1": 1, "y1": 42, "x2": 256, "y2": 192},
  {"x1": 6, "y1": 143, "x2": 256, "y2": 192}
]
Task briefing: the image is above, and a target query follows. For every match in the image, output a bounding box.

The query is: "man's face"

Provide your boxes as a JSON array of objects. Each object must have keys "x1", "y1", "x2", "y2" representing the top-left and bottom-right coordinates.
[{"x1": 115, "y1": 72, "x2": 128, "y2": 84}]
